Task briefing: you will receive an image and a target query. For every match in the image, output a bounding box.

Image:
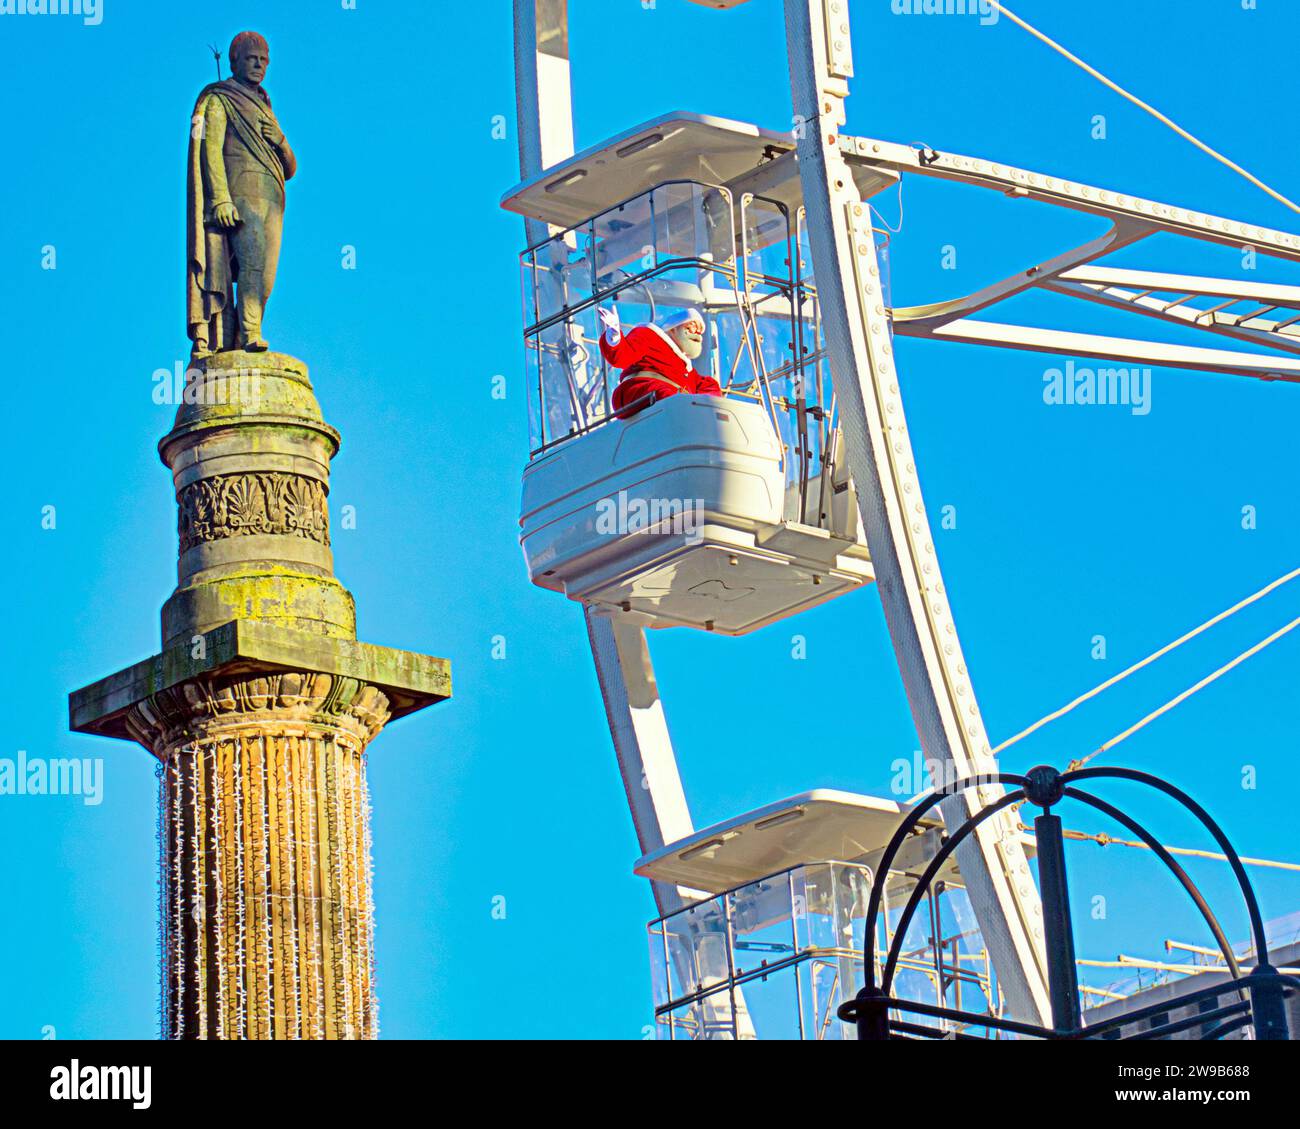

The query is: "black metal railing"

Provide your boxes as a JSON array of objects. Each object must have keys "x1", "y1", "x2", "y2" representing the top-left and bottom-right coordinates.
[{"x1": 839, "y1": 764, "x2": 1295, "y2": 1041}]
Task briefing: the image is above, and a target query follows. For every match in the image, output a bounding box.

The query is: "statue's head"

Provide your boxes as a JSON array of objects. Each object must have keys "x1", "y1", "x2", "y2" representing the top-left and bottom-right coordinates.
[
  {"x1": 663, "y1": 308, "x2": 706, "y2": 360},
  {"x1": 229, "y1": 31, "x2": 270, "y2": 87}
]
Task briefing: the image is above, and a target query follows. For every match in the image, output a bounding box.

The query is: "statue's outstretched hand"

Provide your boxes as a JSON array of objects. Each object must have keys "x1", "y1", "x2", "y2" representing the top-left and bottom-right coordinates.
[
  {"x1": 260, "y1": 120, "x2": 284, "y2": 148},
  {"x1": 598, "y1": 306, "x2": 620, "y2": 342},
  {"x1": 213, "y1": 202, "x2": 241, "y2": 229}
]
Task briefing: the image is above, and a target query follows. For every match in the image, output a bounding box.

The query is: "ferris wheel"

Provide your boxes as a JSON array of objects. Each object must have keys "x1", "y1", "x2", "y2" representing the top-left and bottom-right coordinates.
[{"x1": 505, "y1": 0, "x2": 1300, "y2": 1039}]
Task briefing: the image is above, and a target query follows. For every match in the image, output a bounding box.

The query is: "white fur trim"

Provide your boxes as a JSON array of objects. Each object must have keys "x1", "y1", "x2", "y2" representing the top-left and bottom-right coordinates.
[
  {"x1": 660, "y1": 306, "x2": 705, "y2": 332},
  {"x1": 644, "y1": 321, "x2": 690, "y2": 363}
]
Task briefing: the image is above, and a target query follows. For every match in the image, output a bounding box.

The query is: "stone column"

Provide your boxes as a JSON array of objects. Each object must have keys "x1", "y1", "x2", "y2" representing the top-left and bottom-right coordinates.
[{"x1": 70, "y1": 350, "x2": 450, "y2": 1040}]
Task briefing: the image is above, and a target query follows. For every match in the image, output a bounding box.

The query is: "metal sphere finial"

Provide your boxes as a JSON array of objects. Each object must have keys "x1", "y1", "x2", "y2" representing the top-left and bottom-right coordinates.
[{"x1": 1023, "y1": 764, "x2": 1065, "y2": 809}]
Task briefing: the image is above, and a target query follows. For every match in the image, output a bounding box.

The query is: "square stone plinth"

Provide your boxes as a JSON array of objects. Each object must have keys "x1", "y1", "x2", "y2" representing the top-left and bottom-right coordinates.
[{"x1": 69, "y1": 619, "x2": 451, "y2": 742}]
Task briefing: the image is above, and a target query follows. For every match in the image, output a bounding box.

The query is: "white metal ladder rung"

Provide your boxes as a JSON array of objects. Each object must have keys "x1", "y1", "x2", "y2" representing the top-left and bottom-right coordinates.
[
  {"x1": 1232, "y1": 305, "x2": 1280, "y2": 326},
  {"x1": 1084, "y1": 284, "x2": 1300, "y2": 342},
  {"x1": 1195, "y1": 299, "x2": 1241, "y2": 323}
]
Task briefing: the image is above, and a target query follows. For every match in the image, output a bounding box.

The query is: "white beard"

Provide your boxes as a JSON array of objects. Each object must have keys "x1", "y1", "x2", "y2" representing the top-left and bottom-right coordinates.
[{"x1": 671, "y1": 330, "x2": 704, "y2": 359}]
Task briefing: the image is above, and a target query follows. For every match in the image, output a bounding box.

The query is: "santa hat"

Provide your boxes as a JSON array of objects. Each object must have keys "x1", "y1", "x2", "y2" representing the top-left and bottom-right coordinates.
[{"x1": 660, "y1": 307, "x2": 705, "y2": 332}]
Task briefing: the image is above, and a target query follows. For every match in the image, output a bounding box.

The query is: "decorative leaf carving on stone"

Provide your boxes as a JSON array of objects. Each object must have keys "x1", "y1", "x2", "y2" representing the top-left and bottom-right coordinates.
[
  {"x1": 178, "y1": 472, "x2": 330, "y2": 552},
  {"x1": 126, "y1": 670, "x2": 392, "y2": 751}
]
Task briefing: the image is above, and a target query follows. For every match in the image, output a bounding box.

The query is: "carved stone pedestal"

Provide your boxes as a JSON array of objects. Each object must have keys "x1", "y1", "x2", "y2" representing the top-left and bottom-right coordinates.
[{"x1": 70, "y1": 352, "x2": 450, "y2": 1039}]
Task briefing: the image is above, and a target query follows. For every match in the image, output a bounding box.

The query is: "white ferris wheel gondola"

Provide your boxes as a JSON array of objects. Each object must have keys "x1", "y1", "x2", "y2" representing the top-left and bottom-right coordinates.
[
  {"x1": 507, "y1": 114, "x2": 897, "y2": 633},
  {"x1": 508, "y1": 0, "x2": 1300, "y2": 1039}
]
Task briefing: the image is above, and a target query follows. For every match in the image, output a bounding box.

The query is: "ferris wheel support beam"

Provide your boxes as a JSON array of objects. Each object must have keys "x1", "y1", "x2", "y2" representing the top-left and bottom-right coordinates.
[
  {"x1": 892, "y1": 220, "x2": 1154, "y2": 331},
  {"x1": 514, "y1": 0, "x2": 698, "y2": 918},
  {"x1": 585, "y1": 612, "x2": 696, "y2": 915},
  {"x1": 895, "y1": 317, "x2": 1300, "y2": 382},
  {"x1": 513, "y1": 0, "x2": 575, "y2": 246},
  {"x1": 585, "y1": 612, "x2": 758, "y2": 1036},
  {"x1": 782, "y1": 0, "x2": 1052, "y2": 1024}
]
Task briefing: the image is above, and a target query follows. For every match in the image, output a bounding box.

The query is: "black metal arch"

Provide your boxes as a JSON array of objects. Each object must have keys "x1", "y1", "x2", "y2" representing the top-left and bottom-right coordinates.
[
  {"x1": 846, "y1": 763, "x2": 1291, "y2": 1041},
  {"x1": 1060, "y1": 787, "x2": 1241, "y2": 981},
  {"x1": 879, "y1": 791, "x2": 1023, "y2": 996},
  {"x1": 1063, "y1": 766, "x2": 1270, "y2": 962},
  {"x1": 862, "y1": 771, "x2": 1028, "y2": 992}
]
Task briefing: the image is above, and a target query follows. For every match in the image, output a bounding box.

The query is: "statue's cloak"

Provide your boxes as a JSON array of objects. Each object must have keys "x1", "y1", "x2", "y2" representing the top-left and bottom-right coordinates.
[{"x1": 186, "y1": 80, "x2": 287, "y2": 341}]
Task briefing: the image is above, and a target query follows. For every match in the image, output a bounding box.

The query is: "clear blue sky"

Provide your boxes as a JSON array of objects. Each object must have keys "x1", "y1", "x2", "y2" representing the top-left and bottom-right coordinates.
[{"x1": 2, "y1": 0, "x2": 1299, "y2": 1038}]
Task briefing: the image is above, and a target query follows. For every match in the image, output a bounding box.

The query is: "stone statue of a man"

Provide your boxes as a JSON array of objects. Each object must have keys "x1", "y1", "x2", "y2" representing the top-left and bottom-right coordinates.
[{"x1": 187, "y1": 31, "x2": 297, "y2": 359}]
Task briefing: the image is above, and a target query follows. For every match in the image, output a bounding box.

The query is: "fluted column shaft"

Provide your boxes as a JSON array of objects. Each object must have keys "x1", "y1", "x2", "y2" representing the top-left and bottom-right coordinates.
[{"x1": 131, "y1": 670, "x2": 391, "y2": 1040}]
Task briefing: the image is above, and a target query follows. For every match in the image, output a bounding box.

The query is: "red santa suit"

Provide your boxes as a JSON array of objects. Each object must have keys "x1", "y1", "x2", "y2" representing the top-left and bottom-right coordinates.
[{"x1": 599, "y1": 322, "x2": 723, "y2": 417}]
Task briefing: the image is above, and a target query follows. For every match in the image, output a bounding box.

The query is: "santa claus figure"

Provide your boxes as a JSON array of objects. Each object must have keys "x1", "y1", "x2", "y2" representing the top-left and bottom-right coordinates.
[{"x1": 598, "y1": 306, "x2": 723, "y2": 417}]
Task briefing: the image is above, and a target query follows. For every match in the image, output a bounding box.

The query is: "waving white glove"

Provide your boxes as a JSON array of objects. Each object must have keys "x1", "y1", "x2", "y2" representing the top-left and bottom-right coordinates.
[{"x1": 598, "y1": 305, "x2": 621, "y2": 344}]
